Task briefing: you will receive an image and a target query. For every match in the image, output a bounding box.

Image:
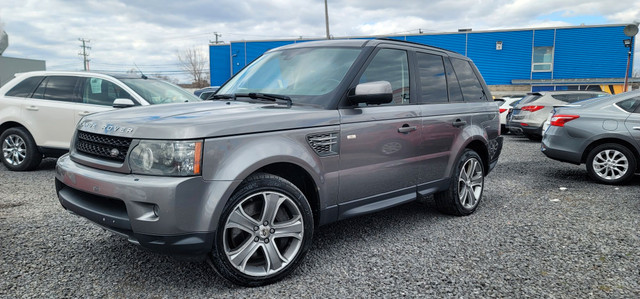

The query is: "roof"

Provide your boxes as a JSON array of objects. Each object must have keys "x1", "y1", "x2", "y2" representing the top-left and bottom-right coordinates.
[{"x1": 14, "y1": 70, "x2": 152, "y2": 80}]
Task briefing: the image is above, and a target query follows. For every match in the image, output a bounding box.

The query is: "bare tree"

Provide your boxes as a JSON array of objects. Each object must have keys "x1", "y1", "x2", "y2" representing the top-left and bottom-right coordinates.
[{"x1": 177, "y1": 47, "x2": 208, "y2": 87}]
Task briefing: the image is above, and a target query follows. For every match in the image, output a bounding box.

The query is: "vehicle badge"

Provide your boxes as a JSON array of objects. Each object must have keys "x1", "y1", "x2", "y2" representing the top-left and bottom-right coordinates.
[{"x1": 109, "y1": 148, "x2": 120, "y2": 157}]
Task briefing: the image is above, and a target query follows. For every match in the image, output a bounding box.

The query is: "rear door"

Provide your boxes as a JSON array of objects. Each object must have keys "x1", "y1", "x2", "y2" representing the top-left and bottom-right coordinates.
[
  {"x1": 338, "y1": 47, "x2": 422, "y2": 208},
  {"x1": 22, "y1": 76, "x2": 81, "y2": 149}
]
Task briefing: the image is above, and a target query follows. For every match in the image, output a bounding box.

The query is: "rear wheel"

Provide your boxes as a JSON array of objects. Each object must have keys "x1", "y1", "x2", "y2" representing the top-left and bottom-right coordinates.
[
  {"x1": 1, "y1": 127, "x2": 42, "y2": 171},
  {"x1": 434, "y1": 149, "x2": 484, "y2": 216},
  {"x1": 586, "y1": 143, "x2": 636, "y2": 185},
  {"x1": 210, "y1": 173, "x2": 314, "y2": 286}
]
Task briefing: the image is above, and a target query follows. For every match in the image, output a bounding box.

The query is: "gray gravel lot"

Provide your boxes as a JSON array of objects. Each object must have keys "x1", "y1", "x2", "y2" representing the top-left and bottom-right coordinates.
[{"x1": 1, "y1": 134, "x2": 640, "y2": 298}]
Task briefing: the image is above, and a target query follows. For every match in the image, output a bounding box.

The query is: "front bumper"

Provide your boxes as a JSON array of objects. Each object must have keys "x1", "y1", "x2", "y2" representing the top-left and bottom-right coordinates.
[{"x1": 55, "y1": 154, "x2": 234, "y2": 256}]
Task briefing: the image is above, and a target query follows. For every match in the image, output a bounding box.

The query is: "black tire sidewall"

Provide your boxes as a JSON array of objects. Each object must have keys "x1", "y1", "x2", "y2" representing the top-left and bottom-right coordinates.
[
  {"x1": 210, "y1": 173, "x2": 314, "y2": 287},
  {"x1": 435, "y1": 149, "x2": 484, "y2": 216},
  {"x1": 0, "y1": 127, "x2": 42, "y2": 171},
  {"x1": 586, "y1": 143, "x2": 636, "y2": 185}
]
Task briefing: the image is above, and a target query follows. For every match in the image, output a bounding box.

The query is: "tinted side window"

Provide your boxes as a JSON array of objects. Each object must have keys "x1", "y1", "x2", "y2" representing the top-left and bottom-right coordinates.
[
  {"x1": 444, "y1": 58, "x2": 464, "y2": 102},
  {"x1": 40, "y1": 76, "x2": 81, "y2": 102},
  {"x1": 5, "y1": 76, "x2": 44, "y2": 97},
  {"x1": 82, "y1": 77, "x2": 132, "y2": 106},
  {"x1": 358, "y1": 48, "x2": 410, "y2": 105},
  {"x1": 416, "y1": 53, "x2": 447, "y2": 104},
  {"x1": 617, "y1": 97, "x2": 640, "y2": 113},
  {"x1": 451, "y1": 58, "x2": 486, "y2": 102}
]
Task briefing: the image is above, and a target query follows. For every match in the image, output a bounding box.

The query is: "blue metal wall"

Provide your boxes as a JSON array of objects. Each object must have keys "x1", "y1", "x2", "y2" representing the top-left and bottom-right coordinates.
[{"x1": 210, "y1": 25, "x2": 632, "y2": 87}]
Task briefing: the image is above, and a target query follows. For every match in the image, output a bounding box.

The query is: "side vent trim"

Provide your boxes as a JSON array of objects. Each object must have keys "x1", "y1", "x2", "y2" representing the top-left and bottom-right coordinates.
[{"x1": 307, "y1": 132, "x2": 339, "y2": 157}]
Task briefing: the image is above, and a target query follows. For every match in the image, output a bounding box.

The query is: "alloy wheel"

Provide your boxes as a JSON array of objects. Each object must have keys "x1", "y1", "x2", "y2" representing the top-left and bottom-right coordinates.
[
  {"x1": 223, "y1": 191, "x2": 304, "y2": 277},
  {"x1": 2, "y1": 134, "x2": 27, "y2": 166},
  {"x1": 457, "y1": 157, "x2": 483, "y2": 209},
  {"x1": 592, "y1": 149, "x2": 628, "y2": 181}
]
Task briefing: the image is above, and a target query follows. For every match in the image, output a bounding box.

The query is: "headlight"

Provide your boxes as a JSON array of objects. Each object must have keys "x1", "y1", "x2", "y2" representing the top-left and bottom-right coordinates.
[{"x1": 129, "y1": 140, "x2": 202, "y2": 176}]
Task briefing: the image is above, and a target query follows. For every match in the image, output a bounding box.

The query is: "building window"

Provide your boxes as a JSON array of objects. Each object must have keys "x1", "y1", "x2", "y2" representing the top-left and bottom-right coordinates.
[{"x1": 532, "y1": 46, "x2": 553, "y2": 72}]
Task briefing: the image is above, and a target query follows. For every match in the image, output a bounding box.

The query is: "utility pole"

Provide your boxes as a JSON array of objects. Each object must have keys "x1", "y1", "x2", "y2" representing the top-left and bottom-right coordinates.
[
  {"x1": 324, "y1": 0, "x2": 330, "y2": 39},
  {"x1": 210, "y1": 32, "x2": 224, "y2": 44},
  {"x1": 78, "y1": 38, "x2": 91, "y2": 71}
]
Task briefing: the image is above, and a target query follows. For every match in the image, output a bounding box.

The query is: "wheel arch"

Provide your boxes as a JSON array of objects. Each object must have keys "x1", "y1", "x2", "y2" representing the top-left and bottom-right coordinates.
[
  {"x1": 253, "y1": 163, "x2": 321, "y2": 227},
  {"x1": 465, "y1": 139, "x2": 490, "y2": 174},
  {"x1": 0, "y1": 121, "x2": 28, "y2": 136}
]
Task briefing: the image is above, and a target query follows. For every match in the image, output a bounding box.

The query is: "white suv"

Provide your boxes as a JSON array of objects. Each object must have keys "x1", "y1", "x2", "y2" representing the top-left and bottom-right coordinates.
[{"x1": 0, "y1": 71, "x2": 200, "y2": 171}]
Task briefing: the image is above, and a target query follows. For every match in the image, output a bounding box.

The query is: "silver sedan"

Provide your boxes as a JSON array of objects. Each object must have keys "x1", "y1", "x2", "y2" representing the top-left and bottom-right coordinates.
[{"x1": 541, "y1": 90, "x2": 640, "y2": 184}]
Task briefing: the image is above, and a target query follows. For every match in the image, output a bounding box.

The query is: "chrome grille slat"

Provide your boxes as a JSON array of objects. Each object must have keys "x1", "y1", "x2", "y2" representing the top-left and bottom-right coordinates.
[{"x1": 75, "y1": 131, "x2": 132, "y2": 162}]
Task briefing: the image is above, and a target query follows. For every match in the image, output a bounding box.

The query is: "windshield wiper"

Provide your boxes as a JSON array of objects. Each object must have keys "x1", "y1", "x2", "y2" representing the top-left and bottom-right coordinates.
[
  {"x1": 236, "y1": 93, "x2": 292, "y2": 108},
  {"x1": 211, "y1": 94, "x2": 235, "y2": 100}
]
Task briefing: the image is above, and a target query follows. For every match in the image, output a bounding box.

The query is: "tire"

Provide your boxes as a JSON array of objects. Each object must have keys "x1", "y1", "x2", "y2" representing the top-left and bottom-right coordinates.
[
  {"x1": 1, "y1": 127, "x2": 42, "y2": 171},
  {"x1": 586, "y1": 143, "x2": 636, "y2": 185},
  {"x1": 210, "y1": 173, "x2": 314, "y2": 286},
  {"x1": 434, "y1": 149, "x2": 484, "y2": 216}
]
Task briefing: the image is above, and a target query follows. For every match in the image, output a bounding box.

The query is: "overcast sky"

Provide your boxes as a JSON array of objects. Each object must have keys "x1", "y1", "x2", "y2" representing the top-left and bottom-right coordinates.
[{"x1": 1, "y1": 0, "x2": 639, "y2": 83}]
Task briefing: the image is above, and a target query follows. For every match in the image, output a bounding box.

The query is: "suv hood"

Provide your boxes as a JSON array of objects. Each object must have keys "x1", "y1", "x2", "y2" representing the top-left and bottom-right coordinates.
[{"x1": 77, "y1": 101, "x2": 339, "y2": 139}]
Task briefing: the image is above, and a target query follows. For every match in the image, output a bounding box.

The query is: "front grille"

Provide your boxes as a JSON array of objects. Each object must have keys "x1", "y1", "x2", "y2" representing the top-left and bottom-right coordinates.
[
  {"x1": 76, "y1": 131, "x2": 132, "y2": 162},
  {"x1": 307, "y1": 132, "x2": 339, "y2": 156}
]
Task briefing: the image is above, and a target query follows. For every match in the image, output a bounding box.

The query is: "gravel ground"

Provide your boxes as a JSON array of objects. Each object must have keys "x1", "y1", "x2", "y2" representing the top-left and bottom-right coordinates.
[{"x1": 1, "y1": 134, "x2": 640, "y2": 298}]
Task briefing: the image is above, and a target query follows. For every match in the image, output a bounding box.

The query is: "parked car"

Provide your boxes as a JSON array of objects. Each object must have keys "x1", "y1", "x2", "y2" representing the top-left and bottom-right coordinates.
[
  {"x1": 497, "y1": 96, "x2": 523, "y2": 133},
  {"x1": 194, "y1": 86, "x2": 220, "y2": 100},
  {"x1": 507, "y1": 91, "x2": 608, "y2": 140},
  {"x1": 54, "y1": 39, "x2": 503, "y2": 286},
  {"x1": 541, "y1": 90, "x2": 640, "y2": 184},
  {"x1": 0, "y1": 71, "x2": 200, "y2": 171}
]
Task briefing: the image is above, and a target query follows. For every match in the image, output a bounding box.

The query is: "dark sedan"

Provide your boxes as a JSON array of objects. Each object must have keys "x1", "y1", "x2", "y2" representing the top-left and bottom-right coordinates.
[{"x1": 541, "y1": 90, "x2": 640, "y2": 184}]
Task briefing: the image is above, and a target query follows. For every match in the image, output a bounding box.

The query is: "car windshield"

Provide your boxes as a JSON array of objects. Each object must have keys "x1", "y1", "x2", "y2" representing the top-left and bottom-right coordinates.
[
  {"x1": 217, "y1": 47, "x2": 362, "y2": 107},
  {"x1": 119, "y1": 78, "x2": 201, "y2": 104}
]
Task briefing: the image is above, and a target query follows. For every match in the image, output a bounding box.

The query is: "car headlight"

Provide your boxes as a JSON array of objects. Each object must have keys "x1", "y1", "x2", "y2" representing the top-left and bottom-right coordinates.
[{"x1": 129, "y1": 140, "x2": 202, "y2": 176}]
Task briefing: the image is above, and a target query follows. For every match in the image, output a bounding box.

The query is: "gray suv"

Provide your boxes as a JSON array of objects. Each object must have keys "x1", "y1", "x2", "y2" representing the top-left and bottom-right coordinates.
[{"x1": 55, "y1": 39, "x2": 502, "y2": 286}]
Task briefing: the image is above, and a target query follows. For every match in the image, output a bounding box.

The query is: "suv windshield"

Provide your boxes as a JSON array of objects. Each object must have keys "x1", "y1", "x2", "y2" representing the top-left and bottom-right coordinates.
[
  {"x1": 119, "y1": 78, "x2": 201, "y2": 104},
  {"x1": 217, "y1": 47, "x2": 362, "y2": 107}
]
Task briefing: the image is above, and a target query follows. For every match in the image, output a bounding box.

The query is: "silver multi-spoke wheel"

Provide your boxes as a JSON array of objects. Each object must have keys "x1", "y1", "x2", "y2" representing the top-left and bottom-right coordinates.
[
  {"x1": 586, "y1": 144, "x2": 636, "y2": 185},
  {"x1": 457, "y1": 157, "x2": 483, "y2": 209},
  {"x1": 223, "y1": 191, "x2": 304, "y2": 277},
  {"x1": 2, "y1": 134, "x2": 27, "y2": 166},
  {"x1": 434, "y1": 149, "x2": 484, "y2": 216},
  {"x1": 591, "y1": 149, "x2": 628, "y2": 181}
]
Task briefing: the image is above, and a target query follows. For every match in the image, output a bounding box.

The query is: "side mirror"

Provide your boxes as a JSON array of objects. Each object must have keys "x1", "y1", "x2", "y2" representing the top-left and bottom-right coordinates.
[
  {"x1": 112, "y1": 98, "x2": 135, "y2": 108},
  {"x1": 494, "y1": 98, "x2": 505, "y2": 105},
  {"x1": 348, "y1": 81, "x2": 393, "y2": 105}
]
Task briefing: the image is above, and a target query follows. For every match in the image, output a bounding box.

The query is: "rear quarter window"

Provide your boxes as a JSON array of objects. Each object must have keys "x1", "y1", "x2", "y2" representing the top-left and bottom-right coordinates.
[
  {"x1": 5, "y1": 76, "x2": 44, "y2": 97},
  {"x1": 616, "y1": 97, "x2": 640, "y2": 113},
  {"x1": 450, "y1": 58, "x2": 486, "y2": 102}
]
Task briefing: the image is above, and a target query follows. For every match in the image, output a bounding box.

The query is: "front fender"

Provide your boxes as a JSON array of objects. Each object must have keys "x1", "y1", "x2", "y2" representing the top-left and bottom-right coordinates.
[{"x1": 200, "y1": 129, "x2": 336, "y2": 232}]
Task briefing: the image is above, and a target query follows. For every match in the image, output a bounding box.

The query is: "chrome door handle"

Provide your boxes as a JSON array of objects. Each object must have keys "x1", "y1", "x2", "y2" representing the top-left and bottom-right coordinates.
[
  {"x1": 25, "y1": 106, "x2": 39, "y2": 111},
  {"x1": 452, "y1": 119, "x2": 467, "y2": 127},
  {"x1": 397, "y1": 126, "x2": 417, "y2": 134},
  {"x1": 633, "y1": 127, "x2": 640, "y2": 130}
]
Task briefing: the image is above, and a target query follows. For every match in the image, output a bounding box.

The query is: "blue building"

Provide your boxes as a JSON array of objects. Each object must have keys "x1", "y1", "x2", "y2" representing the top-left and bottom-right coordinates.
[{"x1": 209, "y1": 24, "x2": 636, "y2": 94}]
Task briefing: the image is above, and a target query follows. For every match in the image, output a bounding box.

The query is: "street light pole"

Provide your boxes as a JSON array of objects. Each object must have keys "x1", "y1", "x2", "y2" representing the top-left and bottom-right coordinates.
[
  {"x1": 324, "y1": 0, "x2": 330, "y2": 39},
  {"x1": 623, "y1": 36, "x2": 633, "y2": 92}
]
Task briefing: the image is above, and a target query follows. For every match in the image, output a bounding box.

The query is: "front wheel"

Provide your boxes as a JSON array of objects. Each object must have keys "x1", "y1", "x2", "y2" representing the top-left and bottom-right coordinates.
[
  {"x1": 210, "y1": 173, "x2": 314, "y2": 286},
  {"x1": 434, "y1": 149, "x2": 484, "y2": 216},
  {"x1": 1, "y1": 127, "x2": 42, "y2": 171},
  {"x1": 586, "y1": 143, "x2": 636, "y2": 185}
]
